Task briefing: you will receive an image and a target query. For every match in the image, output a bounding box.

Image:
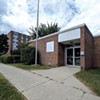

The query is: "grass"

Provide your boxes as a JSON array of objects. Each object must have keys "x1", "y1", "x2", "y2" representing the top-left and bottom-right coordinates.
[
  {"x1": 75, "y1": 69, "x2": 100, "y2": 96},
  {"x1": 8, "y1": 63, "x2": 51, "y2": 70},
  {"x1": 0, "y1": 73, "x2": 26, "y2": 100}
]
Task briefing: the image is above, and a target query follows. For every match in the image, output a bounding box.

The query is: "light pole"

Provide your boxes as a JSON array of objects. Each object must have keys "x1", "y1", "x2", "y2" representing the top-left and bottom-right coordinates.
[{"x1": 35, "y1": 0, "x2": 39, "y2": 65}]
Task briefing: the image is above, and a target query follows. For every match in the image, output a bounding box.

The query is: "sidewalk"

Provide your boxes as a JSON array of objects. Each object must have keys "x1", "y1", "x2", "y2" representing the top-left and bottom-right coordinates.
[{"x1": 0, "y1": 63, "x2": 100, "y2": 100}]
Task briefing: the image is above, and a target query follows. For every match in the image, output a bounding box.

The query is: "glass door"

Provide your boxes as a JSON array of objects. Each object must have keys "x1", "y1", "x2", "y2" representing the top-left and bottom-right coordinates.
[
  {"x1": 67, "y1": 48, "x2": 73, "y2": 65},
  {"x1": 66, "y1": 47, "x2": 80, "y2": 66},
  {"x1": 74, "y1": 48, "x2": 80, "y2": 66}
]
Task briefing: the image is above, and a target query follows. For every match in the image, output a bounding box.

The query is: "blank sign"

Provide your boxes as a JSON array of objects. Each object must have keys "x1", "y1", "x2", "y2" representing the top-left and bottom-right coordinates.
[{"x1": 46, "y1": 41, "x2": 54, "y2": 52}]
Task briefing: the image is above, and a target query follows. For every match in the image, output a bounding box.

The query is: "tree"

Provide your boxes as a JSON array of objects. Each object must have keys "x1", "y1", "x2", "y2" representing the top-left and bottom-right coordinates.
[
  {"x1": 21, "y1": 46, "x2": 36, "y2": 65},
  {"x1": 27, "y1": 22, "x2": 61, "y2": 39},
  {"x1": 0, "y1": 34, "x2": 8, "y2": 54},
  {"x1": 20, "y1": 43, "x2": 28, "y2": 62},
  {"x1": 20, "y1": 43, "x2": 28, "y2": 48}
]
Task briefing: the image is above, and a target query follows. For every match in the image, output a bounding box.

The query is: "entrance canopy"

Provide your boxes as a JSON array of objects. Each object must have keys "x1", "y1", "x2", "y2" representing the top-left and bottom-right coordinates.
[{"x1": 58, "y1": 28, "x2": 81, "y2": 67}]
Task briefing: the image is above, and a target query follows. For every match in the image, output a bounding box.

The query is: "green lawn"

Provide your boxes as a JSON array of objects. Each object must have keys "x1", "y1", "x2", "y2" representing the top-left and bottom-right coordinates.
[
  {"x1": 75, "y1": 69, "x2": 100, "y2": 96},
  {"x1": 8, "y1": 63, "x2": 51, "y2": 70},
  {"x1": 0, "y1": 73, "x2": 26, "y2": 100}
]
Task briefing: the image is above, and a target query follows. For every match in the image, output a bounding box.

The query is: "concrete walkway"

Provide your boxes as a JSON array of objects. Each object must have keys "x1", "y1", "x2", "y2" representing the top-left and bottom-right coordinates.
[{"x1": 0, "y1": 63, "x2": 100, "y2": 100}]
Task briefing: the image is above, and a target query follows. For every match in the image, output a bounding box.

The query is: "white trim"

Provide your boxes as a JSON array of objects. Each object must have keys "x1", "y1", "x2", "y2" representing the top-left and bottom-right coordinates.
[
  {"x1": 28, "y1": 23, "x2": 86, "y2": 43},
  {"x1": 94, "y1": 35, "x2": 100, "y2": 37},
  {"x1": 59, "y1": 23, "x2": 85, "y2": 34},
  {"x1": 29, "y1": 32, "x2": 58, "y2": 42}
]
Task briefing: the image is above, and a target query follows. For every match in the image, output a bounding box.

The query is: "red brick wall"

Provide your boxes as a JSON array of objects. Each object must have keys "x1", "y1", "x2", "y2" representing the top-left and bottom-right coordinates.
[
  {"x1": 29, "y1": 34, "x2": 59, "y2": 66},
  {"x1": 93, "y1": 36, "x2": 100, "y2": 68},
  {"x1": 80, "y1": 26, "x2": 93, "y2": 70},
  {"x1": 18, "y1": 33, "x2": 21, "y2": 50},
  {"x1": 58, "y1": 43, "x2": 65, "y2": 66},
  {"x1": 7, "y1": 32, "x2": 13, "y2": 53},
  {"x1": 80, "y1": 27, "x2": 85, "y2": 70},
  {"x1": 85, "y1": 27, "x2": 93, "y2": 70}
]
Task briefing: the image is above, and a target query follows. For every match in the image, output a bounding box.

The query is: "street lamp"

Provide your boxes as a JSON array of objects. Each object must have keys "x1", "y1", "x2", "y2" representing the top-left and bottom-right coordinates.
[{"x1": 35, "y1": 0, "x2": 39, "y2": 65}]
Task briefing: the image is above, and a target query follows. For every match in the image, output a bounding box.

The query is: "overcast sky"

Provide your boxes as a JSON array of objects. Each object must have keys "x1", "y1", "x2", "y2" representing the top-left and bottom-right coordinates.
[{"x1": 0, "y1": 0, "x2": 100, "y2": 36}]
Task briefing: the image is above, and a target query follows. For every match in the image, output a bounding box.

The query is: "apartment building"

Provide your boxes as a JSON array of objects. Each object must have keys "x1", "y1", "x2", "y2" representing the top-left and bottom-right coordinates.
[{"x1": 7, "y1": 31, "x2": 30, "y2": 53}]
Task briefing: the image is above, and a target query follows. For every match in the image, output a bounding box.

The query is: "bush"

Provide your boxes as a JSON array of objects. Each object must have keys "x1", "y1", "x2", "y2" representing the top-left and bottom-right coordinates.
[
  {"x1": 21, "y1": 46, "x2": 39, "y2": 65},
  {"x1": 0, "y1": 54, "x2": 20, "y2": 63},
  {"x1": 0, "y1": 54, "x2": 10, "y2": 63},
  {"x1": 11, "y1": 50, "x2": 20, "y2": 55},
  {"x1": 11, "y1": 55, "x2": 21, "y2": 63},
  {"x1": 0, "y1": 54, "x2": 2, "y2": 62}
]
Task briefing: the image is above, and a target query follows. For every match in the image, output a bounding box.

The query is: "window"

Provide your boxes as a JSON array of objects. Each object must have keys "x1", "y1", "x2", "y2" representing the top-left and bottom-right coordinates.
[
  {"x1": 13, "y1": 45, "x2": 18, "y2": 50},
  {"x1": 46, "y1": 41, "x2": 54, "y2": 52}
]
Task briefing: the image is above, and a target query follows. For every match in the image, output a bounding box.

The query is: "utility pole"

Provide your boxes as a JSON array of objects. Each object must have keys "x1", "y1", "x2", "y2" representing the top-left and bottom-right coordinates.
[{"x1": 35, "y1": 0, "x2": 39, "y2": 65}]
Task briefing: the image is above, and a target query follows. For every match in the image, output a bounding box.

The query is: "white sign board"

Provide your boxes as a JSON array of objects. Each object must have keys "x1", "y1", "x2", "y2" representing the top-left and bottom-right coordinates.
[
  {"x1": 58, "y1": 28, "x2": 80, "y2": 42},
  {"x1": 46, "y1": 41, "x2": 54, "y2": 52}
]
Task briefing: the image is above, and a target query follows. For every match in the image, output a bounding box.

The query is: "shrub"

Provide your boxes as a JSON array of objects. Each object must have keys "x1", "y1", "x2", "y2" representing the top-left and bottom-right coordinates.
[
  {"x1": 0, "y1": 54, "x2": 10, "y2": 63},
  {"x1": 21, "y1": 46, "x2": 39, "y2": 65},
  {"x1": 10, "y1": 50, "x2": 21, "y2": 55},
  {"x1": 11, "y1": 55, "x2": 21, "y2": 63},
  {"x1": 0, "y1": 54, "x2": 20, "y2": 63}
]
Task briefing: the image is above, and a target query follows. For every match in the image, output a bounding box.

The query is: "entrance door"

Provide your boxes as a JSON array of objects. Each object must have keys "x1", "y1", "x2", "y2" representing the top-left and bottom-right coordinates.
[
  {"x1": 65, "y1": 47, "x2": 80, "y2": 66},
  {"x1": 67, "y1": 48, "x2": 73, "y2": 65},
  {"x1": 74, "y1": 48, "x2": 80, "y2": 66}
]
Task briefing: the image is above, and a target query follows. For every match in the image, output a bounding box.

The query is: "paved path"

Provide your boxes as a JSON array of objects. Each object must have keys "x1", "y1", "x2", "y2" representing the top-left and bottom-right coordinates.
[{"x1": 0, "y1": 63, "x2": 100, "y2": 100}]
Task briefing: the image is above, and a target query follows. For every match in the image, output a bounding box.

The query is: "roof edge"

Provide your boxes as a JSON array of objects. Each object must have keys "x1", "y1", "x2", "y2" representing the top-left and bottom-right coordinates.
[
  {"x1": 28, "y1": 23, "x2": 86, "y2": 42},
  {"x1": 58, "y1": 23, "x2": 86, "y2": 34},
  {"x1": 8, "y1": 30, "x2": 30, "y2": 36},
  {"x1": 94, "y1": 34, "x2": 100, "y2": 37}
]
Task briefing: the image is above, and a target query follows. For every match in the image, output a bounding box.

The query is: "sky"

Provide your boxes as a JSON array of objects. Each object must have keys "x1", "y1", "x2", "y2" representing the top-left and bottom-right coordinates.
[{"x1": 0, "y1": 0, "x2": 100, "y2": 36}]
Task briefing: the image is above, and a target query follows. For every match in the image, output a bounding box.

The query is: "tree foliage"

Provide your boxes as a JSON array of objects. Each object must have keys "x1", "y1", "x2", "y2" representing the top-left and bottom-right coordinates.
[
  {"x1": 10, "y1": 50, "x2": 21, "y2": 55},
  {"x1": 20, "y1": 43, "x2": 28, "y2": 48},
  {"x1": 28, "y1": 22, "x2": 61, "y2": 39},
  {"x1": 0, "y1": 34, "x2": 8, "y2": 54},
  {"x1": 21, "y1": 46, "x2": 35, "y2": 65}
]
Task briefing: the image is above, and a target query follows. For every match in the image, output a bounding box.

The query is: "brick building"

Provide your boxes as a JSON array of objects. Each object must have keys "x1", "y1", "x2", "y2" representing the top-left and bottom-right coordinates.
[
  {"x1": 28, "y1": 24, "x2": 100, "y2": 70},
  {"x1": 7, "y1": 31, "x2": 30, "y2": 53}
]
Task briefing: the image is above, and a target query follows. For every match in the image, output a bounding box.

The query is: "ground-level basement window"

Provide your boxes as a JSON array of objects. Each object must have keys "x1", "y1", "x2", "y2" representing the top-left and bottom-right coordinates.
[{"x1": 46, "y1": 41, "x2": 54, "y2": 52}]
